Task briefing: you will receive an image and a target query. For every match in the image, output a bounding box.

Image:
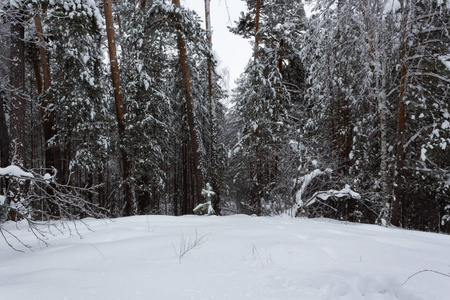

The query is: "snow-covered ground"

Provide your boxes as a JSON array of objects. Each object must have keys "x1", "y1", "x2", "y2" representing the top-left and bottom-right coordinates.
[{"x1": 1, "y1": 215, "x2": 449, "y2": 299}]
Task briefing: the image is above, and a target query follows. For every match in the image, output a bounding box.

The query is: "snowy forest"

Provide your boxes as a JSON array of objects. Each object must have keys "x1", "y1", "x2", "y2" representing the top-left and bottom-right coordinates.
[{"x1": 0, "y1": 0, "x2": 449, "y2": 233}]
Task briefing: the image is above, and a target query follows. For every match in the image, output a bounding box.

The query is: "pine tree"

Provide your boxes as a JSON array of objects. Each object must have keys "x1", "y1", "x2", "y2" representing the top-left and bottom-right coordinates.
[
  {"x1": 230, "y1": 0, "x2": 305, "y2": 214},
  {"x1": 117, "y1": 0, "x2": 172, "y2": 214}
]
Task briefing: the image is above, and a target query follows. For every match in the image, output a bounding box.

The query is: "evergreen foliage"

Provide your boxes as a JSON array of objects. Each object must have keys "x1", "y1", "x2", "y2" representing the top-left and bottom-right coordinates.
[{"x1": 0, "y1": 0, "x2": 448, "y2": 233}]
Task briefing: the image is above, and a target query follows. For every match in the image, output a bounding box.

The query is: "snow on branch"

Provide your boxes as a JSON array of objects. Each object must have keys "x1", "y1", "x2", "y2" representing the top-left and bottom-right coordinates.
[
  {"x1": 292, "y1": 168, "x2": 360, "y2": 217},
  {"x1": 404, "y1": 125, "x2": 433, "y2": 152},
  {"x1": 294, "y1": 168, "x2": 332, "y2": 207},
  {"x1": 410, "y1": 72, "x2": 450, "y2": 84},
  {"x1": 439, "y1": 55, "x2": 450, "y2": 71},
  {"x1": 0, "y1": 165, "x2": 108, "y2": 251},
  {"x1": 0, "y1": 165, "x2": 34, "y2": 179},
  {"x1": 303, "y1": 184, "x2": 361, "y2": 208},
  {"x1": 293, "y1": 184, "x2": 361, "y2": 217}
]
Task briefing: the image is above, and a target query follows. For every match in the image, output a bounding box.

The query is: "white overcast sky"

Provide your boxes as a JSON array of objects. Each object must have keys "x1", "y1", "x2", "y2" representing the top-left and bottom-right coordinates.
[{"x1": 182, "y1": 0, "x2": 252, "y2": 92}]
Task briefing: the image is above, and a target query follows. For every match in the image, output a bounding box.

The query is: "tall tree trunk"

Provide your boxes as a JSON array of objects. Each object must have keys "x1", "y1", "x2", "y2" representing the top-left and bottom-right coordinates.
[
  {"x1": 103, "y1": 0, "x2": 134, "y2": 215},
  {"x1": 98, "y1": 172, "x2": 105, "y2": 208},
  {"x1": 0, "y1": 91, "x2": 9, "y2": 220},
  {"x1": 9, "y1": 10, "x2": 26, "y2": 166},
  {"x1": 32, "y1": 46, "x2": 43, "y2": 96},
  {"x1": 204, "y1": 0, "x2": 221, "y2": 214},
  {"x1": 204, "y1": 0, "x2": 215, "y2": 104},
  {"x1": 0, "y1": 92, "x2": 9, "y2": 168},
  {"x1": 254, "y1": 0, "x2": 261, "y2": 61},
  {"x1": 378, "y1": 46, "x2": 390, "y2": 225},
  {"x1": 172, "y1": 0, "x2": 204, "y2": 207},
  {"x1": 392, "y1": 3, "x2": 409, "y2": 227},
  {"x1": 182, "y1": 143, "x2": 189, "y2": 214},
  {"x1": 33, "y1": 15, "x2": 62, "y2": 177},
  {"x1": 251, "y1": 0, "x2": 262, "y2": 214},
  {"x1": 335, "y1": 0, "x2": 352, "y2": 174},
  {"x1": 378, "y1": 0, "x2": 390, "y2": 225},
  {"x1": 34, "y1": 16, "x2": 50, "y2": 93},
  {"x1": 7, "y1": 9, "x2": 27, "y2": 220}
]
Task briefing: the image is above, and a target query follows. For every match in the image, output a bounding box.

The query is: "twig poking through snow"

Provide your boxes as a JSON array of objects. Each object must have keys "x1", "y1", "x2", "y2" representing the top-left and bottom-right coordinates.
[
  {"x1": 251, "y1": 243, "x2": 265, "y2": 267},
  {"x1": 172, "y1": 229, "x2": 208, "y2": 263},
  {"x1": 88, "y1": 243, "x2": 107, "y2": 260},
  {"x1": 401, "y1": 269, "x2": 450, "y2": 286}
]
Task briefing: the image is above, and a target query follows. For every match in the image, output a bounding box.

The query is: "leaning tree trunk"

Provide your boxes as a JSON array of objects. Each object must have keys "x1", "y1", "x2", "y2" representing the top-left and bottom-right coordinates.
[
  {"x1": 172, "y1": 0, "x2": 204, "y2": 207},
  {"x1": 103, "y1": 0, "x2": 134, "y2": 216}
]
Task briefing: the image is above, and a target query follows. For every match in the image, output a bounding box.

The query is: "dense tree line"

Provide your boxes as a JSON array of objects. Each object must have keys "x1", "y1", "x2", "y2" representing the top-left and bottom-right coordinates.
[
  {"x1": 227, "y1": 0, "x2": 449, "y2": 232},
  {"x1": 0, "y1": 0, "x2": 225, "y2": 220},
  {"x1": 0, "y1": 0, "x2": 448, "y2": 233}
]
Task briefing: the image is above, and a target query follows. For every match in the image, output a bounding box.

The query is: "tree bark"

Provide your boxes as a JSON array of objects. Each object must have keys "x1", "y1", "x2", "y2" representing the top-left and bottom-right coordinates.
[
  {"x1": 103, "y1": 0, "x2": 134, "y2": 215},
  {"x1": 32, "y1": 46, "x2": 43, "y2": 95},
  {"x1": 392, "y1": 4, "x2": 409, "y2": 227},
  {"x1": 204, "y1": 0, "x2": 215, "y2": 104},
  {"x1": 7, "y1": 9, "x2": 27, "y2": 218},
  {"x1": 9, "y1": 10, "x2": 26, "y2": 166},
  {"x1": 251, "y1": 0, "x2": 262, "y2": 214},
  {"x1": 254, "y1": 0, "x2": 261, "y2": 61},
  {"x1": 0, "y1": 92, "x2": 9, "y2": 168},
  {"x1": 34, "y1": 16, "x2": 50, "y2": 92},
  {"x1": 378, "y1": 46, "x2": 390, "y2": 225},
  {"x1": 172, "y1": 0, "x2": 204, "y2": 207},
  {"x1": 33, "y1": 15, "x2": 62, "y2": 177},
  {"x1": 204, "y1": 0, "x2": 221, "y2": 214}
]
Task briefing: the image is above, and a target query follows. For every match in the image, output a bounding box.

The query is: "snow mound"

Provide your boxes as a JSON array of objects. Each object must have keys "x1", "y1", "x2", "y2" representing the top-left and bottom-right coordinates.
[{"x1": 0, "y1": 216, "x2": 449, "y2": 299}]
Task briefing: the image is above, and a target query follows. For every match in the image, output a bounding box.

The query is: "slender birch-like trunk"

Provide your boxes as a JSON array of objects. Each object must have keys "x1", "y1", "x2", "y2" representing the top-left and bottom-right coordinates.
[
  {"x1": 378, "y1": 0, "x2": 389, "y2": 225},
  {"x1": 378, "y1": 46, "x2": 390, "y2": 225}
]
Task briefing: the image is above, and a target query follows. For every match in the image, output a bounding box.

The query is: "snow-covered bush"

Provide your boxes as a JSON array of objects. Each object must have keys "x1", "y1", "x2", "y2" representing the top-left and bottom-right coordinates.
[
  {"x1": 442, "y1": 205, "x2": 450, "y2": 226},
  {"x1": 194, "y1": 183, "x2": 216, "y2": 215},
  {"x1": 0, "y1": 165, "x2": 35, "y2": 222}
]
